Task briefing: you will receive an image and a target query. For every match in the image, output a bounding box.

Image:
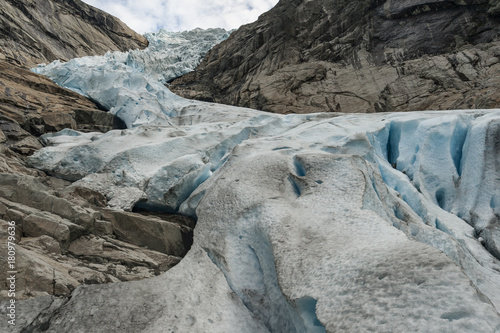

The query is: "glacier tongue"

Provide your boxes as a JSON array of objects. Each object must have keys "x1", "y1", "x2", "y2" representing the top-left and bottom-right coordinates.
[{"x1": 25, "y1": 28, "x2": 500, "y2": 332}]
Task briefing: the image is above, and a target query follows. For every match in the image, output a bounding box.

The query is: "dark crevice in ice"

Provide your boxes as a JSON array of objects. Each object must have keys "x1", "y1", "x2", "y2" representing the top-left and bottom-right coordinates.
[
  {"x1": 289, "y1": 175, "x2": 303, "y2": 197},
  {"x1": 386, "y1": 121, "x2": 401, "y2": 167},
  {"x1": 293, "y1": 155, "x2": 307, "y2": 177},
  {"x1": 449, "y1": 120, "x2": 468, "y2": 177}
]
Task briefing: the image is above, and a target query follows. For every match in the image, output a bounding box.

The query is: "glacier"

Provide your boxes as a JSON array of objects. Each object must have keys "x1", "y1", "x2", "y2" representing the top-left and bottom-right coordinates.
[{"x1": 19, "y1": 28, "x2": 500, "y2": 332}]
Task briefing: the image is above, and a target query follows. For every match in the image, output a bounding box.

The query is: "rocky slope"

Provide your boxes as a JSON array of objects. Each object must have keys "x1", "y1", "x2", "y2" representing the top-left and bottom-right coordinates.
[
  {"x1": 171, "y1": 0, "x2": 500, "y2": 114},
  {"x1": 0, "y1": 0, "x2": 148, "y2": 68},
  {"x1": 0, "y1": 60, "x2": 126, "y2": 152},
  {"x1": 0, "y1": 0, "x2": 197, "y2": 301},
  {"x1": 0, "y1": 172, "x2": 193, "y2": 300},
  {"x1": 0, "y1": 0, "x2": 147, "y2": 149}
]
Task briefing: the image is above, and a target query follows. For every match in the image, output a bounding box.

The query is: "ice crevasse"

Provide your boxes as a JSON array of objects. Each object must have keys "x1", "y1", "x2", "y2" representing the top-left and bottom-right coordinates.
[{"x1": 24, "y1": 28, "x2": 500, "y2": 332}]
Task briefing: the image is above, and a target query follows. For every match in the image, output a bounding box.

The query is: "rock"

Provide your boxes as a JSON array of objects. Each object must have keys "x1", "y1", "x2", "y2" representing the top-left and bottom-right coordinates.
[
  {"x1": 0, "y1": 198, "x2": 87, "y2": 248},
  {"x1": 92, "y1": 220, "x2": 113, "y2": 236},
  {"x1": 102, "y1": 210, "x2": 190, "y2": 257},
  {"x1": 3, "y1": 208, "x2": 26, "y2": 226},
  {"x1": 73, "y1": 108, "x2": 126, "y2": 133},
  {"x1": 171, "y1": 0, "x2": 500, "y2": 114},
  {"x1": 23, "y1": 213, "x2": 85, "y2": 247},
  {"x1": 68, "y1": 235, "x2": 181, "y2": 273},
  {"x1": 0, "y1": 173, "x2": 100, "y2": 229},
  {"x1": 0, "y1": 145, "x2": 44, "y2": 176},
  {"x1": 0, "y1": 0, "x2": 148, "y2": 69},
  {"x1": 0, "y1": 116, "x2": 30, "y2": 142},
  {"x1": 0, "y1": 218, "x2": 21, "y2": 242},
  {"x1": 0, "y1": 295, "x2": 68, "y2": 330},
  {"x1": 480, "y1": 222, "x2": 500, "y2": 260},
  {"x1": 0, "y1": 60, "x2": 126, "y2": 142},
  {"x1": 0, "y1": 246, "x2": 80, "y2": 298},
  {"x1": 10, "y1": 136, "x2": 42, "y2": 155},
  {"x1": 64, "y1": 186, "x2": 108, "y2": 208},
  {"x1": 0, "y1": 171, "x2": 192, "y2": 302},
  {"x1": 21, "y1": 235, "x2": 62, "y2": 255}
]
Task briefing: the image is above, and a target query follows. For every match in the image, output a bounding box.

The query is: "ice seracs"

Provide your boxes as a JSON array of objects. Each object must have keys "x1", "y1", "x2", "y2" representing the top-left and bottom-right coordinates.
[{"x1": 23, "y1": 28, "x2": 500, "y2": 332}]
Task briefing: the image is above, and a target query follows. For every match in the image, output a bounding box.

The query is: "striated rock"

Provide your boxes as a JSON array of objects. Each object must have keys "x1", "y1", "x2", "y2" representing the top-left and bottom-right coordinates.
[
  {"x1": 102, "y1": 210, "x2": 191, "y2": 257},
  {"x1": 22, "y1": 235, "x2": 62, "y2": 255},
  {"x1": 0, "y1": 173, "x2": 99, "y2": 229},
  {"x1": 0, "y1": 295, "x2": 67, "y2": 329},
  {"x1": 0, "y1": 146, "x2": 44, "y2": 176},
  {"x1": 9, "y1": 136, "x2": 42, "y2": 155},
  {"x1": 23, "y1": 213, "x2": 85, "y2": 247},
  {"x1": 171, "y1": 0, "x2": 500, "y2": 114},
  {"x1": 0, "y1": 209, "x2": 186, "y2": 300},
  {"x1": 0, "y1": 0, "x2": 148, "y2": 69},
  {"x1": 68, "y1": 235, "x2": 181, "y2": 274},
  {"x1": 64, "y1": 186, "x2": 108, "y2": 208},
  {"x1": 0, "y1": 0, "x2": 141, "y2": 170},
  {"x1": 0, "y1": 60, "x2": 126, "y2": 144},
  {"x1": 0, "y1": 171, "x2": 194, "y2": 300}
]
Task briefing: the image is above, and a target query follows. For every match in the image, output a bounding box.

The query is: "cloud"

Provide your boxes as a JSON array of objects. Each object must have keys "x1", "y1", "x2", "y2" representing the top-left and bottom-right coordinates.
[{"x1": 82, "y1": 0, "x2": 278, "y2": 34}]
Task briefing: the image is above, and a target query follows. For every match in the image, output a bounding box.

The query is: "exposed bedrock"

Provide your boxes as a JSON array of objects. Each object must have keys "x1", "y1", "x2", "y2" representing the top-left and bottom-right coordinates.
[
  {"x1": 0, "y1": 0, "x2": 146, "y2": 159},
  {"x1": 170, "y1": 0, "x2": 500, "y2": 114},
  {"x1": 0, "y1": 172, "x2": 193, "y2": 301},
  {"x1": 0, "y1": 0, "x2": 148, "y2": 69}
]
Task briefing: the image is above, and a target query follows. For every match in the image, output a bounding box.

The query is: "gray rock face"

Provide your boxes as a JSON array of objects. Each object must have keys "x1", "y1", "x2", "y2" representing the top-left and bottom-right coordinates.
[
  {"x1": 0, "y1": 0, "x2": 148, "y2": 68},
  {"x1": 171, "y1": 0, "x2": 500, "y2": 114},
  {"x1": 0, "y1": 173, "x2": 193, "y2": 300}
]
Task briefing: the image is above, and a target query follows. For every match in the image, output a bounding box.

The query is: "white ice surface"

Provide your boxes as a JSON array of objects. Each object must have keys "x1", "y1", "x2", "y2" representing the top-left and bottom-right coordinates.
[{"x1": 25, "y1": 29, "x2": 500, "y2": 332}]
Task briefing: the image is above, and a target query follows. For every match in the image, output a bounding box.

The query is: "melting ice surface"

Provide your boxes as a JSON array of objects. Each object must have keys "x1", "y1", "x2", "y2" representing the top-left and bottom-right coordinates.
[{"x1": 29, "y1": 29, "x2": 500, "y2": 332}]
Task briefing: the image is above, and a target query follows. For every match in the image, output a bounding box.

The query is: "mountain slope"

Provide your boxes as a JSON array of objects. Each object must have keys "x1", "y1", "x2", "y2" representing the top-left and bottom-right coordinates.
[
  {"x1": 170, "y1": 0, "x2": 500, "y2": 114},
  {"x1": 0, "y1": 0, "x2": 148, "y2": 145},
  {"x1": 0, "y1": 0, "x2": 147, "y2": 68}
]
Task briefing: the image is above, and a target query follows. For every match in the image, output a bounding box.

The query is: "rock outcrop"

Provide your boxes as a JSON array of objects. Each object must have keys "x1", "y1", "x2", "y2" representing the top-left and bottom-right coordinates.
[
  {"x1": 0, "y1": 0, "x2": 146, "y2": 150},
  {"x1": 0, "y1": 60, "x2": 125, "y2": 145},
  {"x1": 170, "y1": 0, "x2": 500, "y2": 114},
  {"x1": 0, "y1": 0, "x2": 194, "y2": 302},
  {"x1": 0, "y1": 0, "x2": 148, "y2": 68},
  {"x1": 0, "y1": 173, "x2": 193, "y2": 300}
]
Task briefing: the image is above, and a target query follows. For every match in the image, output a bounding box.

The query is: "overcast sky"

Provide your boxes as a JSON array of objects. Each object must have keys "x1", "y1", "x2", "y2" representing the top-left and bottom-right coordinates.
[{"x1": 82, "y1": 0, "x2": 279, "y2": 34}]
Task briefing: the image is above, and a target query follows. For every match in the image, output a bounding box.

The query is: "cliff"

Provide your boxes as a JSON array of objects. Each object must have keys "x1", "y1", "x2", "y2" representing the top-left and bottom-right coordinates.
[
  {"x1": 170, "y1": 0, "x2": 500, "y2": 114},
  {"x1": 0, "y1": 0, "x2": 149, "y2": 141},
  {"x1": 0, "y1": 0, "x2": 147, "y2": 68}
]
